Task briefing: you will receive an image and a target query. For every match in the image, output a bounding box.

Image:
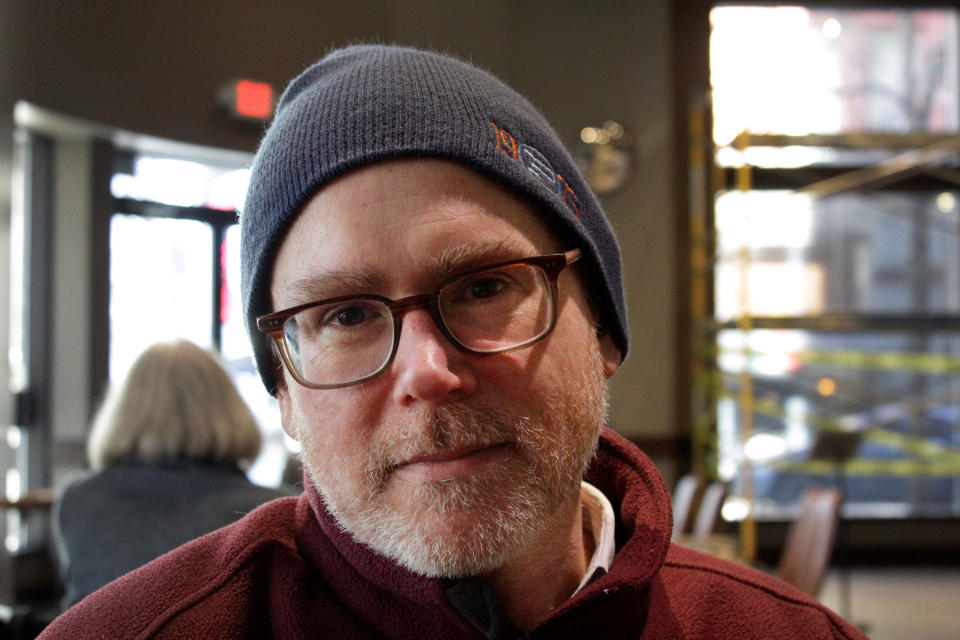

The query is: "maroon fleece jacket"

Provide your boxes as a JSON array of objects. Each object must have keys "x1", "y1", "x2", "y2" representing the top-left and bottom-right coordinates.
[{"x1": 39, "y1": 429, "x2": 869, "y2": 639}]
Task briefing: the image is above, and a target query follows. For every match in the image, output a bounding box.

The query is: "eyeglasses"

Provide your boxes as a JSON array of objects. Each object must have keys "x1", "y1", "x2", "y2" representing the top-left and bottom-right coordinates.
[{"x1": 257, "y1": 248, "x2": 582, "y2": 389}]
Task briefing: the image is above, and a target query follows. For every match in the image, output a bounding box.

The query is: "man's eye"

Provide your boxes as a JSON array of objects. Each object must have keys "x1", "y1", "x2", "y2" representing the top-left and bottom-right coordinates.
[
  {"x1": 468, "y1": 277, "x2": 506, "y2": 300},
  {"x1": 325, "y1": 304, "x2": 373, "y2": 327}
]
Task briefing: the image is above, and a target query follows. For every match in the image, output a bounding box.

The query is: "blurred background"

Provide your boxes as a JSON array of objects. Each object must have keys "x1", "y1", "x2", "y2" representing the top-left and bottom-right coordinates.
[{"x1": 0, "y1": 1, "x2": 958, "y2": 638}]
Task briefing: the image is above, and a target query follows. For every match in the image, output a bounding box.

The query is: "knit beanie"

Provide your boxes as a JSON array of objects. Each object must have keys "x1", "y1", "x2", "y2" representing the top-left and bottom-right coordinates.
[{"x1": 241, "y1": 44, "x2": 628, "y2": 394}]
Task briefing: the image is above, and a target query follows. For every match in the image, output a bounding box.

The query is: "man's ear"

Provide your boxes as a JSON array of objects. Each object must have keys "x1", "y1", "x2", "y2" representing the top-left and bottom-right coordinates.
[
  {"x1": 276, "y1": 384, "x2": 300, "y2": 442},
  {"x1": 598, "y1": 332, "x2": 621, "y2": 379}
]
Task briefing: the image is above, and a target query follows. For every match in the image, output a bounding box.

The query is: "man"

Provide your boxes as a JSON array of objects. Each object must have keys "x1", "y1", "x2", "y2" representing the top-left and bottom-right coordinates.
[{"x1": 40, "y1": 45, "x2": 868, "y2": 639}]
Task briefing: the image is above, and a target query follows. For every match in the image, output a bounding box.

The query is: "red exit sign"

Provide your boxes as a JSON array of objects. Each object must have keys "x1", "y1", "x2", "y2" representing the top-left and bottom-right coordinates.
[{"x1": 219, "y1": 79, "x2": 275, "y2": 122}]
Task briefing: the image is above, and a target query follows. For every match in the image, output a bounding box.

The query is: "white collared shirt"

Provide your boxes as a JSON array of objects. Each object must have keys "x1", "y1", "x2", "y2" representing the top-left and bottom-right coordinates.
[{"x1": 574, "y1": 481, "x2": 616, "y2": 594}]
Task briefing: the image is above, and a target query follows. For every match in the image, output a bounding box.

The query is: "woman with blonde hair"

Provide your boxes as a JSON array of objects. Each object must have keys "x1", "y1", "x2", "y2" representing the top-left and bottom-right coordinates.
[{"x1": 53, "y1": 340, "x2": 296, "y2": 606}]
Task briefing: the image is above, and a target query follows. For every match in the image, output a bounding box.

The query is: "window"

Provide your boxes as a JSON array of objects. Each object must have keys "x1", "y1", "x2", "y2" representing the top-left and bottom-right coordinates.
[
  {"x1": 708, "y1": 6, "x2": 960, "y2": 519},
  {"x1": 109, "y1": 214, "x2": 214, "y2": 378}
]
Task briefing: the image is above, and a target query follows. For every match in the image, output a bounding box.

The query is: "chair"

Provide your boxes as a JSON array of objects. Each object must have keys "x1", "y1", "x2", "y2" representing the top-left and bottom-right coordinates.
[
  {"x1": 777, "y1": 487, "x2": 842, "y2": 598},
  {"x1": 671, "y1": 475, "x2": 701, "y2": 540},
  {"x1": 691, "y1": 481, "x2": 727, "y2": 539}
]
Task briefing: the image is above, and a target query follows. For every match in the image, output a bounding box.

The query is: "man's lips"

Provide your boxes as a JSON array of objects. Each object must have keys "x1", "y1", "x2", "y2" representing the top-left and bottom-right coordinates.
[{"x1": 393, "y1": 442, "x2": 510, "y2": 481}]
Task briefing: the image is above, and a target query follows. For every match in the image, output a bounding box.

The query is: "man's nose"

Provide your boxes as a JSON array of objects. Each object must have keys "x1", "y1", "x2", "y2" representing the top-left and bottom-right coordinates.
[{"x1": 390, "y1": 309, "x2": 476, "y2": 406}]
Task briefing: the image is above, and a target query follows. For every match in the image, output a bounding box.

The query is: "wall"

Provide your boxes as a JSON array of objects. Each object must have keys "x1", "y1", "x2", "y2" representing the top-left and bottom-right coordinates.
[{"x1": 0, "y1": 1, "x2": 678, "y2": 460}]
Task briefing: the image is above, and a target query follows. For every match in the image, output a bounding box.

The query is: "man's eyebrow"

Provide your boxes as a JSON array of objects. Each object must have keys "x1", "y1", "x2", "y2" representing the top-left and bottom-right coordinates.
[
  {"x1": 285, "y1": 268, "x2": 386, "y2": 305},
  {"x1": 425, "y1": 240, "x2": 532, "y2": 280}
]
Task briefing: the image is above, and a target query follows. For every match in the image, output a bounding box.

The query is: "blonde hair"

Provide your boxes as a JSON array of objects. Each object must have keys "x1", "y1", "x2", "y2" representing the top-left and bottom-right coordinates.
[{"x1": 87, "y1": 340, "x2": 262, "y2": 470}]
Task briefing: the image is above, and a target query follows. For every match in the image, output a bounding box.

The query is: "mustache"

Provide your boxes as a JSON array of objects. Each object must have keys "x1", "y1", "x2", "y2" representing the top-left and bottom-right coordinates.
[{"x1": 365, "y1": 403, "x2": 529, "y2": 478}]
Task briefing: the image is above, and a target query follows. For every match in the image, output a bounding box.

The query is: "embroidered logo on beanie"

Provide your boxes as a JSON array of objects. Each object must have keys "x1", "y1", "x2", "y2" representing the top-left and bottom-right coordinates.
[{"x1": 490, "y1": 121, "x2": 581, "y2": 218}]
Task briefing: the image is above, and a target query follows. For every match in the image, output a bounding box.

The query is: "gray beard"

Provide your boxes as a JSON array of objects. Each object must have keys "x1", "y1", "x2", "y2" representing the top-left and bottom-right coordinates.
[{"x1": 299, "y1": 352, "x2": 608, "y2": 578}]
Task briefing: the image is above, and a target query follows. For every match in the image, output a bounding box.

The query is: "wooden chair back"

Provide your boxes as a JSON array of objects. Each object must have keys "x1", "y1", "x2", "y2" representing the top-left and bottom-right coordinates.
[
  {"x1": 691, "y1": 481, "x2": 727, "y2": 539},
  {"x1": 778, "y1": 487, "x2": 842, "y2": 598},
  {"x1": 671, "y1": 475, "x2": 701, "y2": 540}
]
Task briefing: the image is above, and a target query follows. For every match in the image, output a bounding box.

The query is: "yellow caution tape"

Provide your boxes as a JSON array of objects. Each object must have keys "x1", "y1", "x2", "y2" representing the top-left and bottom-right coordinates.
[
  {"x1": 772, "y1": 458, "x2": 960, "y2": 476},
  {"x1": 711, "y1": 346, "x2": 960, "y2": 374},
  {"x1": 796, "y1": 349, "x2": 960, "y2": 374},
  {"x1": 714, "y1": 393, "x2": 960, "y2": 474}
]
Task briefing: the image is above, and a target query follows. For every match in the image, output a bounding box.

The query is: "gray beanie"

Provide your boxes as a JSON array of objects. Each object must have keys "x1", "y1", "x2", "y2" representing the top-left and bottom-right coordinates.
[{"x1": 241, "y1": 44, "x2": 628, "y2": 394}]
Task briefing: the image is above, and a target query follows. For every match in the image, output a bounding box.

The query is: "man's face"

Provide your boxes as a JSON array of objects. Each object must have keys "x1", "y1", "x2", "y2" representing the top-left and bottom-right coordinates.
[{"x1": 271, "y1": 158, "x2": 620, "y2": 577}]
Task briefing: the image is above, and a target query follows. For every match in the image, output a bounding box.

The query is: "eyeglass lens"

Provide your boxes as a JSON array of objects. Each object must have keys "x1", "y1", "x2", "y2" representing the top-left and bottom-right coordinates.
[{"x1": 281, "y1": 262, "x2": 554, "y2": 387}]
